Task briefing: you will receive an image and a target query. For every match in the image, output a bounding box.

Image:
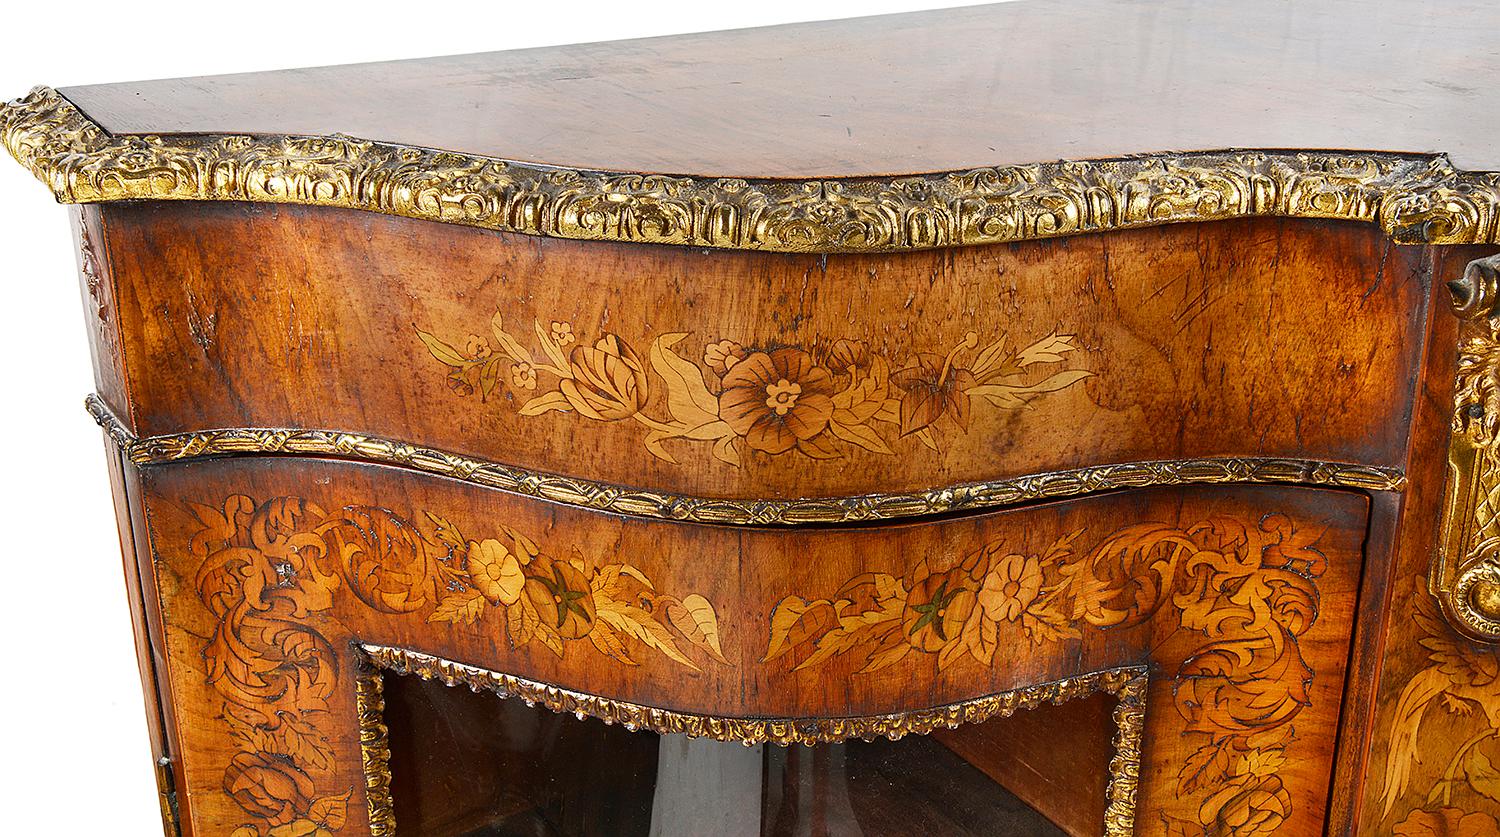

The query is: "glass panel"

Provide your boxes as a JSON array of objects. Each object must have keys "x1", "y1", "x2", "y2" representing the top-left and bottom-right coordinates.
[{"x1": 383, "y1": 673, "x2": 1115, "y2": 836}]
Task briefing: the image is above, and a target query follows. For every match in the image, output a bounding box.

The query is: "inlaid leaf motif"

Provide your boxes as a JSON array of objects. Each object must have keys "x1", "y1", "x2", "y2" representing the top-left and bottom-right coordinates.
[
  {"x1": 763, "y1": 597, "x2": 839, "y2": 663},
  {"x1": 270, "y1": 711, "x2": 335, "y2": 773},
  {"x1": 651, "y1": 333, "x2": 720, "y2": 427},
  {"x1": 518, "y1": 390, "x2": 570, "y2": 416},
  {"x1": 664, "y1": 593, "x2": 728, "y2": 662},
  {"x1": 762, "y1": 513, "x2": 1328, "y2": 834},
  {"x1": 427, "y1": 589, "x2": 485, "y2": 625},
  {"x1": 1380, "y1": 593, "x2": 1500, "y2": 827},
  {"x1": 1016, "y1": 331, "x2": 1080, "y2": 366},
  {"x1": 594, "y1": 600, "x2": 697, "y2": 670},
  {"x1": 1462, "y1": 751, "x2": 1500, "y2": 804},
  {"x1": 306, "y1": 792, "x2": 350, "y2": 831},
  {"x1": 184, "y1": 492, "x2": 728, "y2": 836},
  {"x1": 419, "y1": 316, "x2": 1091, "y2": 465},
  {"x1": 587, "y1": 622, "x2": 637, "y2": 666},
  {"x1": 415, "y1": 330, "x2": 468, "y2": 367}
]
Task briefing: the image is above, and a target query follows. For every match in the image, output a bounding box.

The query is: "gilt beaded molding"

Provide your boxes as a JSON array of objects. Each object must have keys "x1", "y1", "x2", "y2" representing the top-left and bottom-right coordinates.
[
  {"x1": 86, "y1": 395, "x2": 1405, "y2": 526},
  {"x1": 7, "y1": 86, "x2": 1500, "y2": 251},
  {"x1": 356, "y1": 644, "x2": 1143, "y2": 835},
  {"x1": 354, "y1": 672, "x2": 394, "y2": 837}
]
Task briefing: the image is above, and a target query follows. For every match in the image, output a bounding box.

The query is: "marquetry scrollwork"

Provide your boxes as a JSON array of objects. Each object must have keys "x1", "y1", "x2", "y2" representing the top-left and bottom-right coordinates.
[
  {"x1": 185, "y1": 492, "x2": 727, "y2": 836},
  {"x1": 1435, "y1": 254, "x2": 1500, "y2": 642},
  {"x1": 763, "y1": 512, "x2": 1330, "y2": 834},
  {"x1": 6, "y1": 86, "x2": 1500, "y2": 252}
]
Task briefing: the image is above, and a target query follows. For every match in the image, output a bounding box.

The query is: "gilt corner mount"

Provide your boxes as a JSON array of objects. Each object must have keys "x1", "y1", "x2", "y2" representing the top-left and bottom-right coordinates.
[
  {"x1": 5, "y1": 85, "x2": 1500, "y2": 253},
  {"x1": 1436, "y1": 254, "x2": 1500, "y2": 641}
]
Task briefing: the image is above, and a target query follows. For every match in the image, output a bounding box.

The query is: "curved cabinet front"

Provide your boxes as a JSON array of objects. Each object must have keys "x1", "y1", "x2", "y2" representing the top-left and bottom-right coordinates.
[
  {"x1": 134, "y1": 456, "x2": 1368, "y2": 835},
  {"x1": 92, "y1": 202, "x2": 1423, "y2": 514}
]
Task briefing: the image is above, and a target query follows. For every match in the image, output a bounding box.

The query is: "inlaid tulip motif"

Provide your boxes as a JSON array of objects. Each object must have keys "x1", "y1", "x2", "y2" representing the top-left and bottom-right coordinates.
[{"x1": 418, "y1": 313, "x2": 1091, "y2": 466}]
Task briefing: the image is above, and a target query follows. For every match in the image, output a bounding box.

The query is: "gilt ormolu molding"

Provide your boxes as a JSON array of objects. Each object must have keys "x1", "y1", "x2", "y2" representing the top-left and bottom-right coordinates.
[
  {"x1": 6, "y1": 86, "x2": 1500, "y2": 252},
  {"x1": 355, "y1": 672, "x2": 394, "y2": 837},
  {"x1": 85, "y1": 395, "x2": 1405, "y2": 526},
  {"x1": 356, "y1": 645, "x2": 1144, "y2": 836},
  {"x1": 1435, "y1": 254, "x2": 1500, "y2": 641}
]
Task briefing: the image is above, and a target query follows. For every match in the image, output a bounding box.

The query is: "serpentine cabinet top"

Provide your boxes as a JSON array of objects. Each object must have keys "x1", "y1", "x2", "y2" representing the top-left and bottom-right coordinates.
[{"x1": 4, "y1": 0, "x2": 1500, "y2": 251}]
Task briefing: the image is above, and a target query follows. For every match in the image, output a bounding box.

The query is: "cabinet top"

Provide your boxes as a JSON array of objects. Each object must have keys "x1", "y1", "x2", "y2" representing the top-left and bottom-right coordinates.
[
  {"x1": 48, "y1": 0, "x2": 1500, "y2": 176},
  {"x1": 6, "y1": 0, "x2": 1500, "y2": 251}
]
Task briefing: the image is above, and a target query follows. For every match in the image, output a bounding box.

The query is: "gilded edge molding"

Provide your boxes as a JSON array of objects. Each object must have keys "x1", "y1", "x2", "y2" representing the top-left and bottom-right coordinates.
[
  {"x1": 85, "y1": 395, "x2": 1406, "y2": 526},
  {"x1": 1434, "y1": 254, "x2": 1500, "y2": 641},
  {"x1": 7, "y1": 86, "x2": 1500, "y2": 252},
  {"x1": 354, "y1": 671, "x2": 394, "y2": 837},
  {"x1": 355, "y1": 644, "x2": 1146, "y2": 836}
]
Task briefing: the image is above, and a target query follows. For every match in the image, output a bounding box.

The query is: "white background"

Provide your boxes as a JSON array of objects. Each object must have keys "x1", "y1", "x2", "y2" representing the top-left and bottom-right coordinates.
[{"x1": 0, "y1": 1, "x2": 1002, "y2": 833}]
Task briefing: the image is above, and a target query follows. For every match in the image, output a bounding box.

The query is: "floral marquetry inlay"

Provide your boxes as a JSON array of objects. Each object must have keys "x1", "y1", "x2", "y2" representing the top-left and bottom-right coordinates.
[
  {"x1": 763, "y1": 513, "x2": 1329, "y2": 835},
  {"x1": 1379, "y1": 595, "x2": 1500, "y2": 834},
  {"x1": 418, "y1": 316, "x2": 1091, "y2": 465},
  {"x1": 183, "y1": 493, "x2": 725, "y2": 835}
]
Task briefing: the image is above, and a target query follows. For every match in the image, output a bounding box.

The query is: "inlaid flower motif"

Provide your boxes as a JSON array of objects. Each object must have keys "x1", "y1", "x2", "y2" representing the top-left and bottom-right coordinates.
[
  {"x1": 1197, "y1": 774, "x2": 1290, "y2": 836},
  {"x1": 524, "y1": 557, "x2": 597, "y2": 639},
  {"x1": 223, "y1": 752, "x2": 316, "y2": 826},
  {"x1": 559, "y1": 334, "x2": 649, "y2": 420},
  {"x1": 446, "y1": 374, "x2": 476, "y2": 397},
  {"x1": 510, "y1": 362, "x2": 537, "y2": 390},
  {"x1": 718, "y1": 349, "x2": 835, "y2": 453},
  {"x1": 192, "y1": 489, "x2": 728, "y2": 837},
  {"x1": 703, "y1": 339, "x2": 746, "y2": 375},
  {"x1": 420, "y1": 318, "x2": 1090, "y2": 466},
  {"x1": 467, "y1": 539, "x2": 524, "y2": 605},
  {"x1": 901, "y1": 570, "x2": 975, "y2": 653},
  {"x1": 827, "y1": 338, "x2": 871, "y2": 373},
  {"x1": 978, "y1": 552, "x2": 1042, "y2": 622},
  {"x1": 464, "y1": 334, "x2": 492, "y2": 360},
  {"x1": 763, "y1": 514, "x2": 1327, "y2": 834}
]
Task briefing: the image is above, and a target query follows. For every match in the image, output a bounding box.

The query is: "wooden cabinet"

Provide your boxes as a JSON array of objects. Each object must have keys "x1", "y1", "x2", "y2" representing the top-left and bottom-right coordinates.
[{"x1": 6, "y1": 2, "x2": 1500, "y2": 834}]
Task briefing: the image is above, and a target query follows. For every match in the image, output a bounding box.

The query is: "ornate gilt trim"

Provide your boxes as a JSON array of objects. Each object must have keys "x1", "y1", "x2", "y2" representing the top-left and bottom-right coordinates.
[
  {"x1": 354, "y1": 671, "x2": 394, "y2": 837},
  {"x1": 1106, "y1": 675, "x2": 1145, "y2": 837},
  {"x1": 1434, "y1": 254, "x2": 1500, "y2": 641},
  {"x1": 359, "y1": 641, "x2": 1146, "y2": 743},
  {"x1": 356, "y1": 646, "x2": 1143, "y2": 835},
  {"x1": 7, "y1": 86, "x2": 1500, "y2": 251},
  {"x1": 87, "y1": 395, "x2": 1405, "y2": 525},
  {"x1": 761, "y1": 511, "x2": 1325, "y2": 832}
]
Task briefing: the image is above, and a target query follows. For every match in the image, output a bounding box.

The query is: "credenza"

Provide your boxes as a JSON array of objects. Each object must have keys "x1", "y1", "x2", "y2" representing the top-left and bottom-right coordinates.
[{"x1": 6, "y1": 1, "x2": 1500, "y2": 834}]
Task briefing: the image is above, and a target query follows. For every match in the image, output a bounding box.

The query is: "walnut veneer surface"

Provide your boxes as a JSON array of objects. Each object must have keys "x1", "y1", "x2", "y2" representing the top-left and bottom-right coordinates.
[{"x1": 8, "y1": 2, "x2": 1500, "y2": 836}]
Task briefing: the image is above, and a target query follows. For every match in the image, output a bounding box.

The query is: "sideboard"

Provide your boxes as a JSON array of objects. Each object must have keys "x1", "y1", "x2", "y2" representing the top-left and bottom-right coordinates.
[{"x1": 5, "y1": 1, "x2": 1500, "y2": 834}]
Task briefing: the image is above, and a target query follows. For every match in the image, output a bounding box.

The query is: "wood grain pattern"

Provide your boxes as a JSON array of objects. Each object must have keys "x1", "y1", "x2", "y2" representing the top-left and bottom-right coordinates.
[
  {"x1": 94, "y1": 203, "x2": 1429, "y2": 505},
  {"x1": 57, "y1": 1, "x2": 1500, "y2": 177},
  {"x1": 134, "y1": 456, "x2": 1365, "y2": 835},
  {"x1": 1359, "y1": 246, "x2": 1500, "y2": 836},
  {"x1": 13, "y1": 3, "x2": 1499, "y2": 832},
  {"x1": 932, "y1": 692, "x2": 1117, "y2": 836}
]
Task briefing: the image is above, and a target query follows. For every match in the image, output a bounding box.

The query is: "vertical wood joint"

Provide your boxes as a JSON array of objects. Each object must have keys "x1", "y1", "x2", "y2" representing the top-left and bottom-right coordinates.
[{"x1": 154, "y1": 756, "x2": 182, "y2": 837}]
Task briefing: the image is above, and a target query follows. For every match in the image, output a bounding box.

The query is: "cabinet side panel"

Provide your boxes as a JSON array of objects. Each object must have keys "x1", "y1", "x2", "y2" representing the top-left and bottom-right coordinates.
[
  {"x1": 1358, "y1": 244, "x2": 1500, "y2": 834},
  {"x1": 72, "y1": 205, "x2": 133, "y2": 427}
]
